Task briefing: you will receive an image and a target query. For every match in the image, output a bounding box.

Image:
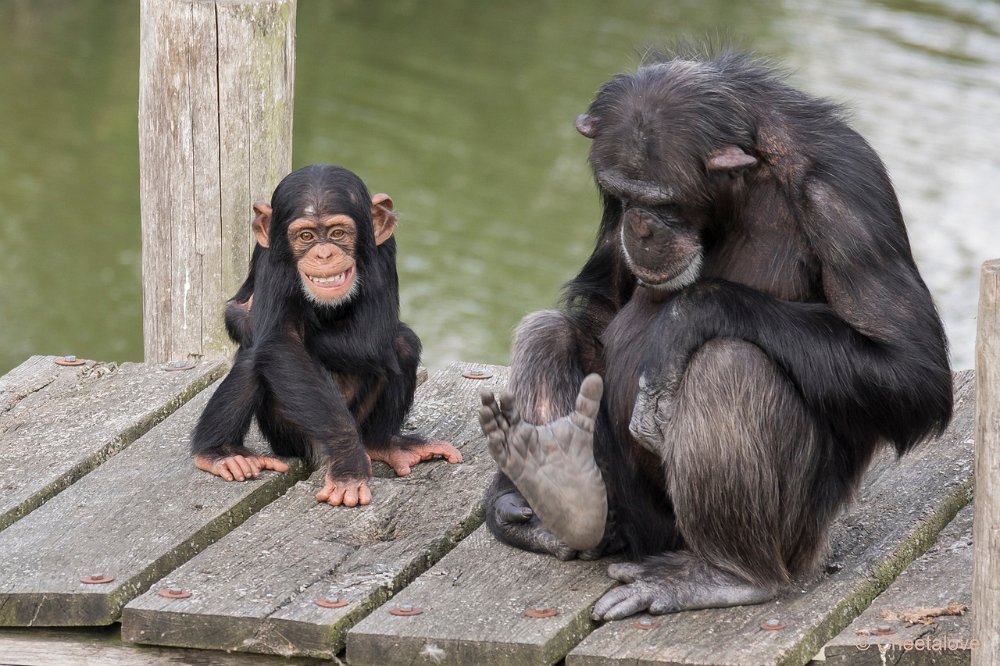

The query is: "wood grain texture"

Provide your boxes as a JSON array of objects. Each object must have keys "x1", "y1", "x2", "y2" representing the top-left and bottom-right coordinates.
[
  {"x1": 121, "y1": 363, "x2": 507, "y2": 658},
  {"x1": 973, "y1": 258, "x2": 1000, "y2": 665},
  {"x1": 0, "y1": 382, "x2": 307, "y2": 627},
  {"x1": 566, "y1": 371, "x2": 976, "y2": 666},
  {"x1": 0, "y1": 626, "x2": 324, "y2": 666},
  {"x1": 824, "y1": 505, "x2": 974, "y2": 665},
  {"x1": 0, "y1": 358, "x2": 225, "y2": 533},
  {"x1": 347, "y1": 526, "x2": 618, "y2": 666},
  {"x1": 139, "y1": 0, "x2": 295, "y2": 364}
]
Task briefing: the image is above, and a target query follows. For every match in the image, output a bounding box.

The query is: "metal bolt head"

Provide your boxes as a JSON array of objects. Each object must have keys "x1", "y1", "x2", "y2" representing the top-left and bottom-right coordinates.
[
  {"x1": 634, "y1": 617, "x2": 659, "y2": 630},
  {"x1": 162, "y1": 360, "x2": 196, "y2": 371},
  {"x1": 462, "y1": 368, "x2": 493, "y2": 380},
  {"x1": 315, "y1": 597, "x2": 348, "y2": 609},
  {"x1": 760, "y1": 618, "x2": 786, "y2": 631},
  {"x1": 873, "y1": 623, "x2": 895, "y2": 635},
  {"x1": 524, "y1": 606, "x2": 559, "y2": 618},
  {"x1": 389, "y1": 603, "x2": 423, "y2": 616},
  {"x1": 157, "y1": 588, "x2": 191, "y2": 599},
  {"x1": 80, "y1": 575, "x2": 114, "y2": 585},
  {"x1": 56, "y1": 356, "x2": 86, "y2": 367}
]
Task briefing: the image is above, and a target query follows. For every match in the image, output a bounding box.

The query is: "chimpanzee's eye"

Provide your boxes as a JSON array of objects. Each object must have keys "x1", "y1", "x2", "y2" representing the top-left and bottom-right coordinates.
[
  {"x1": 299, "y1": 231, "x2": 315, "y2": 242},
  {"x1": 330, "y1": 228, "x2": 347, "y2": 241}
]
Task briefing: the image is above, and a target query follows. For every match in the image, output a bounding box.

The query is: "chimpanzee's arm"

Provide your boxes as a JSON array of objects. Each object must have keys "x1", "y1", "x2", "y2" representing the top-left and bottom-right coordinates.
[
  {"x1": 224, "y1": 298, "x2": 253, "y2": 347},
  {"x1": 254, "y1": 331, "x2": 373, "y2": 505},
  {"x1": 639, "y1": 179, "x2": 952, "y2": 453}
]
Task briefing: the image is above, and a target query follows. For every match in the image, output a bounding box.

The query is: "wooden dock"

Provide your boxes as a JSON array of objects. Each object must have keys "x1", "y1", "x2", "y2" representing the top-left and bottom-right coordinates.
[{"x1": 0, "y1": 356, "x2": 978, "y2": 665}]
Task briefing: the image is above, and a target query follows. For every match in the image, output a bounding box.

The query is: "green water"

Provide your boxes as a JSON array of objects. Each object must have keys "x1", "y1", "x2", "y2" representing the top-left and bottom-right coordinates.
[{"x1": 1, "y1": 0, "x2": 997, "y2": 375}]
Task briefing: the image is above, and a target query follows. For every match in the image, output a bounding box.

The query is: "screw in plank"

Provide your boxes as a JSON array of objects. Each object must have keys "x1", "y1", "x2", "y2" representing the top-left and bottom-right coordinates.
[
  {"x1": 56, "y1": 355, "x2": 86, "y2": 367},
  {"x1": 524, "y1": 606, "x2": 559, "y2": 618},
  {"x1": 80, "y1": 575, "x2": 114, "y2": 585},
  {"x1": 162, "y1": 360, "x2": 196, "y2": 371},
  {"x1": 157, "y1": 588, "x2": 191, "y2": 600},
  {"x1": 389, "y1": 603, "x2": 423, "y2": 616},
  {"x1": 462, "y1": 368, "x2": 493, "y2": 380},
  {"x1": 760, "y1": 618, "x2": 786, "y2": 631},
  {"x1": 634, "y1": 617, "x2": 659, "y2": 630},
  {"x1": 873, "y1": 623, "x2": 895, "y2": 636},
  {"x1": 315, "y1": 598, "x2": 348, "y2": 608}
]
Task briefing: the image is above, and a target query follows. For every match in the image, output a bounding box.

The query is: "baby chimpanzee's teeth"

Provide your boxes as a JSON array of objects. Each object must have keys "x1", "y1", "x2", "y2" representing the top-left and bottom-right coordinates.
[{"x1": 311, "y1": 272, "x2": 345, "y2": 285}]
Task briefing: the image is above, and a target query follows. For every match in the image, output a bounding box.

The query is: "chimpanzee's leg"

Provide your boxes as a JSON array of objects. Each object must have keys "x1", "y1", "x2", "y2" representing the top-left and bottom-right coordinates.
[
  {"x1": 593, "y1": 338, "x2": 839, "y2": 619},
  {"x1": 191, "y1": 348, "x2": 288, "y2": 481},
  {"x1": 480, "y1": 310, "x2": 611, "y2": 556},
  {"x1": 361, "y1": 324, "x2": 462, "y2": 475}
]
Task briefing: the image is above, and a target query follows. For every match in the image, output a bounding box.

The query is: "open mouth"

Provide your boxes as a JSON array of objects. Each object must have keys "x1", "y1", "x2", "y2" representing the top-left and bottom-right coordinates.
[
  {"x1": 309, "y1": 268, "x2": 352, "y2": 289},
  {"x1": 303, "y1": 266, "x2": 356, "y2": 302}
]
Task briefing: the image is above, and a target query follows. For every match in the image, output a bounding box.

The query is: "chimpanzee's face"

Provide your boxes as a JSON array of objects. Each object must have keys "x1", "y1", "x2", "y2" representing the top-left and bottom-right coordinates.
[
  {"x1": 618, "y1": 201, "x2": 703, "y2": 290},
  {"x1": 287, "y1": 212, "x2": 359, "y2": 306}
]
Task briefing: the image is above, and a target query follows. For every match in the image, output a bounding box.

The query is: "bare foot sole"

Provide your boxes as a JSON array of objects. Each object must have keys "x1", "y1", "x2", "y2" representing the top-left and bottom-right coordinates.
[{"x1": 479, "y1": 374, "x2": 608, "y2": 551}]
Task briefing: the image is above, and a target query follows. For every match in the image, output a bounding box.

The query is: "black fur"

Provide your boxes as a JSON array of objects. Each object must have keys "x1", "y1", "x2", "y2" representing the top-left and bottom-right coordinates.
[
  {"x1": 192, "y1": 164, "x2": 421, "y2": 480},
  {"x1": 486, "y1": 50, "x2": 952, "y2": 601}
]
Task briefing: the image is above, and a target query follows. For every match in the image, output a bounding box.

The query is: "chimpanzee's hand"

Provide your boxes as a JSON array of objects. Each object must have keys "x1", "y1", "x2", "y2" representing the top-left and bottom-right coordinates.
[
  {"x1": 316, "y1": 474, "x2": 372, "y2": 507},
  {"x1": 194, "y1": 452, "x2": 289, "y2": 482},
  {"x1": 488, "y1": 490, "x2": 580, "y2": 561}
]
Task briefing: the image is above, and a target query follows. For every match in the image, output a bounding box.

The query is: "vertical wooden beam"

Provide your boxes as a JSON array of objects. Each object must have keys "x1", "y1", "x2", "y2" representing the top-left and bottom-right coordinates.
[
  {"x1": 973, "y1": 258, "x2": 1000, "y2": 665},
  {"x1": 139, "y1": 0, "x2": 296, "y2": 364}
]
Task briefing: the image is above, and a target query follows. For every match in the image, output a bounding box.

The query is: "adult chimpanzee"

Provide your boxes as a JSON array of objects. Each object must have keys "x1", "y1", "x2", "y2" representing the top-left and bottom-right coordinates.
[
  {"x1": 192, "y1": 164, "x2": 461, "y2": 507},
  {"x1": 479, "y1": 51, "x2": 952, "y2": 619}
]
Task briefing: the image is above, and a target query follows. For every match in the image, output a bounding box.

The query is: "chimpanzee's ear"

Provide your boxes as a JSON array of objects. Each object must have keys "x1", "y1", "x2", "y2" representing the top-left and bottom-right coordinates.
[
  {"x1": 371, "y1": 193, "x2": 398, "y2": 246},
  {"x1": 251, "y1": 201, "x2": 273, "y2": 248},
  {"x1": 575, "y1": 113, "x2": 598, "y2": 139},
  {"x1": 705, "y1": 146, "x2": 758, "y2": 172}
]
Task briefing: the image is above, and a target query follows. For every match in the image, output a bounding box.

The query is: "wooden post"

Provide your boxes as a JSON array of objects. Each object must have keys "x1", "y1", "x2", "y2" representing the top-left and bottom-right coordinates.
[
  {"x1": 139, "y1": 0, "x2": 296, "y2": 364},
  {"x1": 973, "y1": 258, "x2": 1000, "y2": 665}
]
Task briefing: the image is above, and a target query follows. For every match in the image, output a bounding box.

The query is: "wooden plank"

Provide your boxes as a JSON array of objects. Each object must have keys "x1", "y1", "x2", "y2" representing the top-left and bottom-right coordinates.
[
  {"x1": 215, "y1": 0, "x2": 296, "y2": 358},
  {"x1": 121, "y1": 363, "x2": 507, "y2": 658},
  {"x1": 139, "y1": 0, "x2": 295, "y2": 364},
  {"x1": 973, "y1": 258, "x2": 1000, "y2": 665},
  {"x1": 0, "y1": 382, "x2": 307, "y2": 627},
  {"x1": 0, "y1": 626, "x2": 324, "y2": 666},
  {"x1": 0, "y1": 357, "x2": 225, "y2": 533},
  {"x1": 347, "y1": 525, "x2": 618, "y2": 666},
  {"x1": 564, "y1": 371, "x2": 976, "y2": 666},
  {"x1": 823, "y1": 504, "x2": 974, "y2": 664}
]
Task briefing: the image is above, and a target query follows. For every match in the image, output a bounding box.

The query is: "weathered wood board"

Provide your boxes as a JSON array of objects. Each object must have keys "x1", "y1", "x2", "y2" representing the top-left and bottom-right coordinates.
[
  {"x1": 822, "y1": 505, "x2": 974, "y2": 665},
  {"x1": 0, "y1": 356, "x2": 225, "y2": 532},
  {"x1": 121, "y1": 363, "x2": 507, "y2": 658},
  {"x1": 565, "y1": 371, "x2": 976, "y2": 666},
  {"x1": 0, "y1": 626, "x2": 325, "y2": 666},
  {"x1": 347, "y1": 525, "x2": 618, "y2": 666},
  {"x1": 0, "y1": 382, "x2": 308, "y2": 627}
]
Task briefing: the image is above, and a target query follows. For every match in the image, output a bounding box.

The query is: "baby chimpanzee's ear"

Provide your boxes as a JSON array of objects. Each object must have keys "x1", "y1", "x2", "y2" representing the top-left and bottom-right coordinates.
[
  {"x1": 371, "y1": 193, "x2": 398, "y2": 246},
  {"x1": 251, "y1": 201, "x2": 273, "y2": 248}
]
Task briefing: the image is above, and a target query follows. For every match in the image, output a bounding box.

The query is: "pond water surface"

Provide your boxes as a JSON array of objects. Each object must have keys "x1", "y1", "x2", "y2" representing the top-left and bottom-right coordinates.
[{"x1": 1, "y1": 0, "x2": 997, "y2": 374}]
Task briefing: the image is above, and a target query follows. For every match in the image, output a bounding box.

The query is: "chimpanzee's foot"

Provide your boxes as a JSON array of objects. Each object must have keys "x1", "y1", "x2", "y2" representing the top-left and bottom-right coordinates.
[
  {"x1": 592, "y1": 551, "x2": 778, "y2": 620},
  {"x1": 194, "y1": 451, "x2": 290, "y2": 482},
  {"x1": 478, "y1": 374, "x2": 607, "y2": 551},
  {"x1": 370, "y1": 438, "x2": 463, "y2": 477}
]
